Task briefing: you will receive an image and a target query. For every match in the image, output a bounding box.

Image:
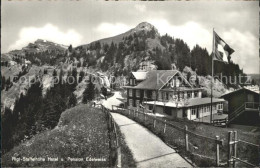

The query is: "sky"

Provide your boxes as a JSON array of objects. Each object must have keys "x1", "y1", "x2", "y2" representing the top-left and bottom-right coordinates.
[{"x1": 1, "y1": 0, "x2": 259, "y2": 74}]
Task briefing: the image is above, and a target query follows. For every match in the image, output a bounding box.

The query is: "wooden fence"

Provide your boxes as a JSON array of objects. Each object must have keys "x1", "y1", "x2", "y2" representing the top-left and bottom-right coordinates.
[
  {"x1": 227, "y1": 131, "x2": 259, "y2": 167},
  {"x1": 112, "y1": 106, "x2": 224, "y2": 166},
  {"x1": 99, "y1": 104, "x2": 121, "y2": 168}
]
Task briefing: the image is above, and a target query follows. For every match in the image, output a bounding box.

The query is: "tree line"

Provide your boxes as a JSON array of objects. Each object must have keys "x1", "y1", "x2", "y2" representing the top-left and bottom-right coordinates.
[{"x1": 72, "y1": 30, "x2": 244, "y2": 85}]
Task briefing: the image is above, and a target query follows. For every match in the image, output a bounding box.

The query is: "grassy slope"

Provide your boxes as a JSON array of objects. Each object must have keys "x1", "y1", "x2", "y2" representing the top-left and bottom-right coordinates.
[
  {"x1": 2, "y1": 104, "x2": 110, "y2": 167},
  {"x1": 165, "y1": 118, "x2": 260, "y2": 166},
  {"x1": 116, "y1": 124, "x2": 137, "y2": 168}
]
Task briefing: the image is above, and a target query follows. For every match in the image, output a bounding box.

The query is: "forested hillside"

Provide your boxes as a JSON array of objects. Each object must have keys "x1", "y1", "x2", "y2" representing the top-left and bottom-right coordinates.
[{"x1": 72, "y1": 22, "x2": 244, "y2": 81}]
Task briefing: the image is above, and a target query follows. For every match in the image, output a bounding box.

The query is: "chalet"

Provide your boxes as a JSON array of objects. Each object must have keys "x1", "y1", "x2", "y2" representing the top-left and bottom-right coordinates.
[
  {"x1": 221, "y1": 88, "x2": 260, "y2": 126},
  {"x1": 124, "y1": 70, "x2": 225, "y2": 121}
]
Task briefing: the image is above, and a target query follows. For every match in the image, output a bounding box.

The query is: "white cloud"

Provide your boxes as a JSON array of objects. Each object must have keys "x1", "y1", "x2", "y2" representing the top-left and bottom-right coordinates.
[
  {"x1": 223, "y1": 29, "x2": 259, "y2": 74},
  {"x1": 95, "y1": 23, "x2": 131, "y2": 38},
  {"x1": 9, "y1": 24, "x2": 83, "y2": 51},
  {"x1": 134, "y1": 4, "x2": 146, "y2": 12},
  {"x1": 148, "y1": 19, "x2": 211, "y2": 51},
  {"x1": 148, "y1": 19, "x2": 258, "y2": 74}
]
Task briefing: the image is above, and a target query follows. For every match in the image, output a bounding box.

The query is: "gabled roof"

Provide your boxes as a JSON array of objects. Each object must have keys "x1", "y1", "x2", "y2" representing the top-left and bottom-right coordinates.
[
  {"x1": 132, "y1": 71, "x2": 148, "y2": 81},
  {"x1": 133, "y1": 70, "x2": 191, "y2": 90},
  {"x1": 221, "y1": 87, "x2": 260, "y2": 98}
]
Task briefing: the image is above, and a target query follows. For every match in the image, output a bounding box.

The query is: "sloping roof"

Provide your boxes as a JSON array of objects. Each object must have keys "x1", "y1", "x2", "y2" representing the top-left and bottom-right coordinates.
[
  {"x1": 221, "y1": 87, "x2": 260, "y2": 98},
  {"x1": 187, "y1": 97, "x2": 225, "y2": 107},
  {"x1": 144, "y1": 98, "x2": 225, "y2": 108},
  {"x1": 132, "y1": 72, "x2": 148, "y2": 81},
  {"x1": 134, "y1": 70, "x2": 179, "y2": 90},
  {"x1": 161, "y1": 87, "x2": 203, "y2": 92}
]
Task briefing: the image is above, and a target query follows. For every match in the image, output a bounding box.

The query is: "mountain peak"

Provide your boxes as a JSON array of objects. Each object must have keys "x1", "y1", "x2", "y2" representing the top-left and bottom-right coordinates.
[
  {"x1": 134, "y1": 22, "x2": 156, "y2": 31},
  {"x1": 35, "y1": 39, "x2": 45, "y2": 43}
]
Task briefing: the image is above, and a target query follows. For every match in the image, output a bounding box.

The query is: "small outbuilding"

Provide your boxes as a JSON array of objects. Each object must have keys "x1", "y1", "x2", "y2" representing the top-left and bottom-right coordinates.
[{"x1": 221, "y1": 88, "x2": 260, "y2": 126}]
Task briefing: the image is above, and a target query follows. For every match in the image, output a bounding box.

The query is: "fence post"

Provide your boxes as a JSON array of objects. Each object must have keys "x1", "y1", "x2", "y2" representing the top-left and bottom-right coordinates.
[
  {"x1": 110, "y1": 115, "x2": 112, "y2": 131},
  {"x1": 128, "y1": 109, "x2": 130, "y2": 116},
  {"x1": 163, "y1": 120, "x2": 167, "y2": 133},
  {"x1": 117, "y1": 147, "x2": 121, "y2": 168},
  {"x1": 185, "y1": 125, "x2": 189, "y2": 151},
  {"x1": 228, "y1": 131, "x2": 233, "y2": 167},
  {"x1": 233, "y1": 131, "x2": 237, "y2": 168},
  {"x1": 216, "y1": 135, "x2": 220, "y2": 166},
  {"x1": 113, "y1": 120, "x2": 116, "y2": 134},
  {"x1": 144, "y1": 113, "x2": 146, "y2": 123},
  {"x1": 153, "y1": 119, "x2": 156, "y2": 128}
]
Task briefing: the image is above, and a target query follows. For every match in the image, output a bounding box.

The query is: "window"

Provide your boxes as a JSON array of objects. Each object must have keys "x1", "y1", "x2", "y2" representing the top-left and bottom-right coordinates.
[
  {"x1": 218, "y1": 103, "x2": 223, "y2": 110},
  {"x1": 176, "y1": 79, "x2": 180, "y2": 87},
  {"x1": 158, "y1": 92, "x2": 162, "y2": 100},
  {"x1": 149, "y1": 105, "x2": 153, "y2": 110},
  {"x1": 136, "y1": 90, "x2": 140, "y2": 97},
  {"x1": 194, "y1": 91, "x2": 198, "y2": 98},
  {"x1": 179, "y1": 92, "x2": 184, "y2": 99},
  {"x1": 191, "y1": 108, "x2": 196, "y2": 115},
  {"x1": 147, "y1": 90, "x2": 152, "y2": 99},
  {"x1": 187, "y1": 92, "x2": 192, "y2": 98},
  {"x1": 204, "y1": 106, "x2": 207, "y2": 112},
  {"x1": 144, "y1": 90, "x2": 147, "y2": 98},
  {"x1": 133, "y1": 100, "x2": 136, "y2": 107},
  {"x1": 129, "y1": 99, "x2": 133, "y2": 107},
  {"x1": 136, "y1": 100, "x2": 140, "y2": 108},
  {"x1": 129, "y1": 89, "x2": 132, "y2": 97},
  {"x1": 165, "y1": 92, "x2": 169, "y2": 100},
  {"x1": 152, "y1": 91, "x2": 156, "y2": 99}
]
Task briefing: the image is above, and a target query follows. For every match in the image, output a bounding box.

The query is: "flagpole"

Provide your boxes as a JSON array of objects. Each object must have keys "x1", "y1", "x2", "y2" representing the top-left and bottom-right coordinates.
[{"x1": 210, "y1": 28, "x2": 215, "y2": 124}]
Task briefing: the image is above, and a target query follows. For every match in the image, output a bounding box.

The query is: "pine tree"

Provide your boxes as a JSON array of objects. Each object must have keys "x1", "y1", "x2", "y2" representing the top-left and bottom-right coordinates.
[
  {"x1": 43, "y1": 69, "x2": 48, "y2": 74},
  {"x1": 68, "y1": 44, "x2": 73, "y2": 52},
  {"x1": 82, "y1": 76, "x2": 95, "y2": 103},
  {"x1": 70, "y1": 67, "x2": 78, "y2": 90},
  {"x1": 1, "y1": 75, "x2": 5, "y2": 90},
  {"x1": 78, "y1": 70, "x2": 85, "y2": 83},
  {"x1": 68, "y1": 93, "x2": 77, "y2": 107},
  {"x1": 83, "y1": 59, "x2": 87, "y2": 67},
  {"x1": 2, "y1": 107, "x2": 13, "y2": 153},
  {"x1": 5, "y1": 76, "x2": 11, "y2": 90},
  {"x1": 101, "y1": 86, "x2": 108, "y2": 100},
  {"x1": 53, "y1": 69, "x2": 58, "y2": 77},
  {"x1": 43, "y1": 100, "x2": 57, "y2": 129}
]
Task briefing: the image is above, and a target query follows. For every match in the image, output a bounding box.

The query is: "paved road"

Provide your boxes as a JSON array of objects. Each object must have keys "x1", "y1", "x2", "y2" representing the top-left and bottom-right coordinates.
[{"x1": 111, "y1": 113, "x2": 192, "y2": 168}]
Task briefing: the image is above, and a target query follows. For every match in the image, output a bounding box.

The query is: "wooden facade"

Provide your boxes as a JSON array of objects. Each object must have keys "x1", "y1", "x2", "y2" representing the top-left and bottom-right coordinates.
[
  {"x1": 125, "y1": 70, "x2": 225, "y2": 121},
  {"x1": 221, "y1": 88, "x2": 260, "y2": 126}
]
